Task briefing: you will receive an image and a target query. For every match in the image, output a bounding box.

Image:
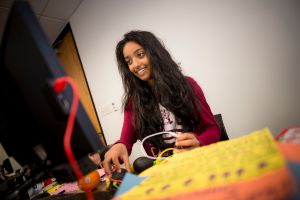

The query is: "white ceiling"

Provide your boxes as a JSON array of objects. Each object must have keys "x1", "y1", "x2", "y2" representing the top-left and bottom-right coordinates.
[{"x1": 0, "y1": 0, "x2": 84, "y2": 45}]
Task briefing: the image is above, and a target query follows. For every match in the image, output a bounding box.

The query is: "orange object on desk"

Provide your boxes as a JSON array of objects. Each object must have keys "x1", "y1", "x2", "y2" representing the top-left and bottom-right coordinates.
[{"x1": 77, "y1": 170, "x2": 101, "y2": 191}]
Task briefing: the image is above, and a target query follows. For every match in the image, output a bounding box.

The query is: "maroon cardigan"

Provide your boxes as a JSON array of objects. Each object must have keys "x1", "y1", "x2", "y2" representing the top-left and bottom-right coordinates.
[{"x1": 115, "y1": 76, "x2": 220, "y2": 155}]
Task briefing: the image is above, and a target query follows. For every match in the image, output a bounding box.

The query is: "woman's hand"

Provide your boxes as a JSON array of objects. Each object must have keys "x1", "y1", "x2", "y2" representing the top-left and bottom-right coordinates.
[
  {"x1": 103, "y1": 143, "x2": 131, "y2": 177},
  {"x1": 174, "y1": 132, "x2": 201, "y2": 153}
]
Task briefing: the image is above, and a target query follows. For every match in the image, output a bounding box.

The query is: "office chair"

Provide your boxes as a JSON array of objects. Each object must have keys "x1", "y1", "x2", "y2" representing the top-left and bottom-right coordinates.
[{"x1": 214, "y1": 114, "x2": 229, "y2": 141}]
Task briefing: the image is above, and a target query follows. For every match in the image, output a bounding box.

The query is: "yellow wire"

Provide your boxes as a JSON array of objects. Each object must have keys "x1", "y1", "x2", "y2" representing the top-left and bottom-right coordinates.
[{"x1": 156, "y1": 148, "x2": 175, "y2": 165}]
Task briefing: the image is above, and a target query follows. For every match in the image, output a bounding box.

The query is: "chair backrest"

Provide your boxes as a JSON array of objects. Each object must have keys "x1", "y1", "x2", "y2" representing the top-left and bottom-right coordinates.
[{"x1": 214, "y1": 114, "x2": 229, "y2": 141}]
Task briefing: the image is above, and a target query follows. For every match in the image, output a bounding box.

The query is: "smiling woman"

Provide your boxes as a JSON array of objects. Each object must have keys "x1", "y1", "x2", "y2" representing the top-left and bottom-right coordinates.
[{"x1": 102, "y1": 30, "x2": 221, "y2": 176}]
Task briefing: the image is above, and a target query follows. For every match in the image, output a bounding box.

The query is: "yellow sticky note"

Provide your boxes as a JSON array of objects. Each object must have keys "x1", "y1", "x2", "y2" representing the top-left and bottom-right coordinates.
[{"x1": 47, "y1": 184, "x2": 61, "y2": 195}]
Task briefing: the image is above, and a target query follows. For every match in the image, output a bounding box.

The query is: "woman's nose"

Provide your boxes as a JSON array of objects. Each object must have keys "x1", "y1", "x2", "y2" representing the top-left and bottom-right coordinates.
[{"x1": 131, "y1": 57, "x2": 140, "y2": 68}]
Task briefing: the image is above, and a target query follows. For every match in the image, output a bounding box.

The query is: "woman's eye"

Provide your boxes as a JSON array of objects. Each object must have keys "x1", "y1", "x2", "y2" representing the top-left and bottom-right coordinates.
[
  {"x1": 125, "y1": 59, "x2": 132, "y2": 65},
  {"x1": 137, "y1": 52, "x2": 145, "y2": 58}
]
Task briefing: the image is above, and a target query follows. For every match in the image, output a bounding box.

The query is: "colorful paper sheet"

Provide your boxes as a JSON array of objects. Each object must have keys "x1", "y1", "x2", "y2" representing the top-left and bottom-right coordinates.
[{"x1": 116, "y1": 128, "x2": 289, "y2": 200}]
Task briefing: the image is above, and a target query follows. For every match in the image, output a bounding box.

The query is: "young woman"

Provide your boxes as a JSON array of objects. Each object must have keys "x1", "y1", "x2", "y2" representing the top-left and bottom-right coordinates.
[{"x1": 103, "y1": 30, "x2": 220, "y2": 176}]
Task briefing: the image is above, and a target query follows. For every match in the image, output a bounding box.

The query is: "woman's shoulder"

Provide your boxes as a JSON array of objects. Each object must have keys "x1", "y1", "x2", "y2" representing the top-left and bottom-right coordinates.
[
  {"x1": 124, "y1": 98, "x2": 133, "y2": 111},
  {"x1": 185, "y1": 76, "x2": 194, "y2": 81},
  {"x1": 184, "y1": 76, "x2": 199, "y2": 86}
]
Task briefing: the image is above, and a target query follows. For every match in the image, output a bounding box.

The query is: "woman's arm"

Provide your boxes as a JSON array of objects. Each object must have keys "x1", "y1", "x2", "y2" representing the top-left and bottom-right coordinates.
[
  {"x1": 114, "y1": 102, "x2": 137, "y2": 155},
  {"x1": 186, "y1": 76, "x2": 220, "y2": 145},
  {"x1": 103, "y1": 103, "x2": 137, "y2": 175}
]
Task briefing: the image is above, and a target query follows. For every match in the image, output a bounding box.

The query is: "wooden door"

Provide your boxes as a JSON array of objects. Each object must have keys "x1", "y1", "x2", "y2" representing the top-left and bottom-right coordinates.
[{"x1": 53, "y1": 24, "x2": 106, "y2": 145}]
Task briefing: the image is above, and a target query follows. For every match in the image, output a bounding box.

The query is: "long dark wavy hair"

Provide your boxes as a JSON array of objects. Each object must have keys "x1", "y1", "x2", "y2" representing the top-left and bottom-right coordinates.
[{"x1": 116, "y1": 30, "x2": 201, "y2": 150}]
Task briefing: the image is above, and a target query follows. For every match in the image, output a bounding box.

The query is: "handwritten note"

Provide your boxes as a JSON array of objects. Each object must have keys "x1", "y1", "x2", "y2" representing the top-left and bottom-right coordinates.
[{"x1": 117, "y1": 128, "x2": 289, "y2": 200}]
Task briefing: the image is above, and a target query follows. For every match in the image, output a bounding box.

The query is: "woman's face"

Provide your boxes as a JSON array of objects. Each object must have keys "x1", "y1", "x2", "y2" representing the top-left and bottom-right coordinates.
[{"x1": 123, "y1": 41, "x2": 153, "y2": 84}]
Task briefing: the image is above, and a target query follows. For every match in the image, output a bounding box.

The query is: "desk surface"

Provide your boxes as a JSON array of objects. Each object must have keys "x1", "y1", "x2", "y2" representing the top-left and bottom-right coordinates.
[{"x1": 39, "y1": 190, "x2": 112, "y2": 200}]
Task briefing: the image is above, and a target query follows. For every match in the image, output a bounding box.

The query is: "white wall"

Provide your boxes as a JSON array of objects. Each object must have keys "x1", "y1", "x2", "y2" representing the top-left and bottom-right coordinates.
[{"x1": 70, "y1": 0, "x2": 300, "y2": 161}]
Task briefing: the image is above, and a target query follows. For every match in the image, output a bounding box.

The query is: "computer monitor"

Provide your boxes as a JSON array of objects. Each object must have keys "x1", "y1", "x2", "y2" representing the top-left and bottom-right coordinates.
[{"x1": 0, "y1": 0, "x2": 105, "y2": 188}]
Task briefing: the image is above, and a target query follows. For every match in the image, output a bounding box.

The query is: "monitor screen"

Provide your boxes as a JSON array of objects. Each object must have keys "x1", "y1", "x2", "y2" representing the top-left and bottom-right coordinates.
[{"x1": 0, "y1": 0, "x2": 105, "y2": 186}]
